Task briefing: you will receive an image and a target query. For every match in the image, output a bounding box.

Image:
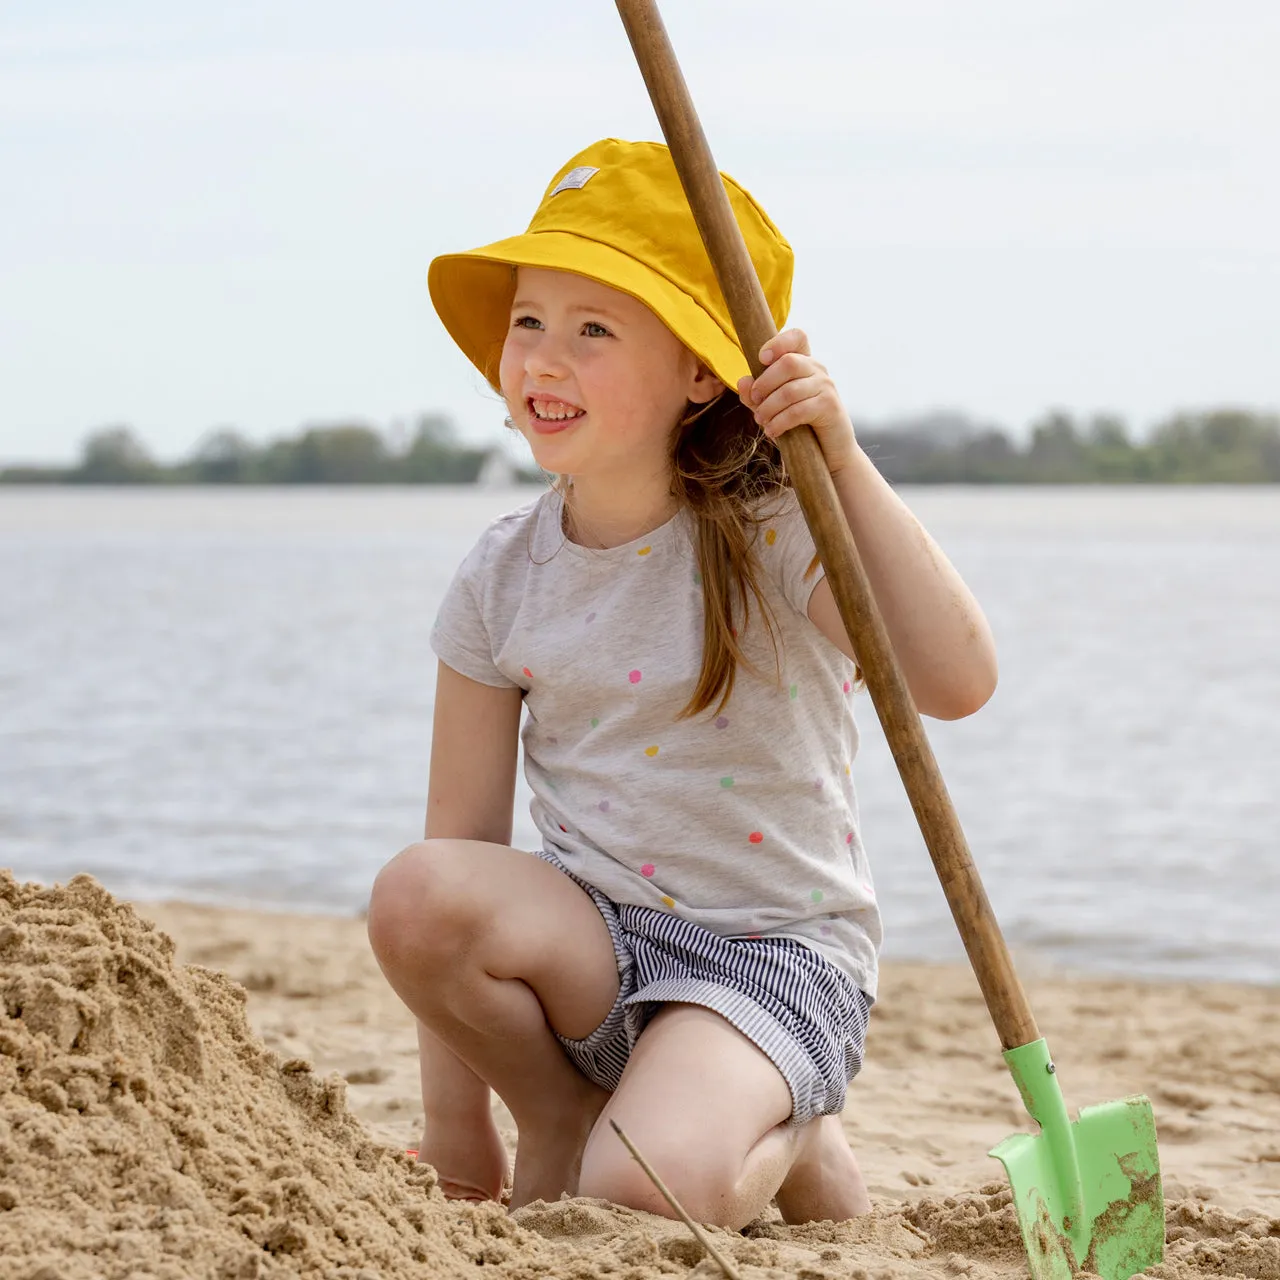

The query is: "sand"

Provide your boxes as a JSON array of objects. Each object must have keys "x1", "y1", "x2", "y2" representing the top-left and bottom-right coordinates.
[{"x1": 2, "y1": 871, "x2": 1278, "y2": 1279}]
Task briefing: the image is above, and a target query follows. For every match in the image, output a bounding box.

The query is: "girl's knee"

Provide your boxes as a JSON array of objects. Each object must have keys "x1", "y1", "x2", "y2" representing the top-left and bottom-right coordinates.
[
  {"x1": 577, "y1": 1139, "x2": 668, "y2": 1217},
  {"x1": 578, "y1": 1129, "x2": 731, "y2": 1223},
  {"x1": 366, "y1": 839, "x2": 476, "y2": 969}
]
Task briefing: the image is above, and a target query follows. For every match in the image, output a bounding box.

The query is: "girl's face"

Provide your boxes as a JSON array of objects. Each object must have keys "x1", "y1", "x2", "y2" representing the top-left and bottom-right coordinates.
[{"x1": 499, "y1": 267, "x2": 723, "y2": 481}]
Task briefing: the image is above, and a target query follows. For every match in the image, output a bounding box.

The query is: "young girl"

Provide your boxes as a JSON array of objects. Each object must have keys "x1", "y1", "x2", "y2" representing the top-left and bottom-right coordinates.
[{"x1": 367, "y1": 138, "x2": 997, "y2": 1228}]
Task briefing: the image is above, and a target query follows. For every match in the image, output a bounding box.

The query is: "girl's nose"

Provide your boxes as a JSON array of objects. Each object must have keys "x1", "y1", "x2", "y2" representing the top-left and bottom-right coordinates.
[{"x1": 524, "y1": 332, "x2": 571, "y2": 379}]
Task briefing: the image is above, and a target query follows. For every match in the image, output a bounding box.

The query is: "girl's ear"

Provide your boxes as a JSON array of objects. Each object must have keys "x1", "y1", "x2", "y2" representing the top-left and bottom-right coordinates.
[{"x1": 689, "y1": 360, "x2": 726, "y2": 405}]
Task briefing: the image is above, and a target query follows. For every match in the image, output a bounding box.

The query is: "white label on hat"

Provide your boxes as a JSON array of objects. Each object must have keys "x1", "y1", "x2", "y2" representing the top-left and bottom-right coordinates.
[{"x1": 550, "y1": 166, "x2": 600, "y2": 197}]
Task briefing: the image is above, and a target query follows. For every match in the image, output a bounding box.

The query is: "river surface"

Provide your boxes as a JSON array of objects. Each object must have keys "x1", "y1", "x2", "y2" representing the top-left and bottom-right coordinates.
[{"x1": 3, "y1": 484, "x2": 1277, "y2": 984}]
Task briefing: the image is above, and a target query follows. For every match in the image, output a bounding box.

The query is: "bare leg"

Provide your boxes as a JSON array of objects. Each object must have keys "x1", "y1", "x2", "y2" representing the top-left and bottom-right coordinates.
[
  {"x1": 413, "y1": 1021, "x2": 508, "y2": 1201},
  {"x1": 578, "y1": 1004, "x2": 869, "y2": 1229},
  {"x1": 774, "y1": 1115, "x2": 871, "y2": 1224},
  {"x1": 367, "y1": 840, "x2": 619, "y2": 1207}
]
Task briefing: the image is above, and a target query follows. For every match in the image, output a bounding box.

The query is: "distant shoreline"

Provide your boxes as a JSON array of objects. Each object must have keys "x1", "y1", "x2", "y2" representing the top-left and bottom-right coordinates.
[{"x1": 6, "y1": 405, "x2": 1277, "y2": 485}]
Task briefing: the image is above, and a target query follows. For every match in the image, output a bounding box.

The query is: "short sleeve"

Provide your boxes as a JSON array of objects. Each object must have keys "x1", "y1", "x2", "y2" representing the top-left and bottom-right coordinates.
[
  {"x1": 755, "y1": 489, "x2": 826, "y2": 618},
  {"x1": 430, "y1": 537, "x2": 519, "y2": 689}
]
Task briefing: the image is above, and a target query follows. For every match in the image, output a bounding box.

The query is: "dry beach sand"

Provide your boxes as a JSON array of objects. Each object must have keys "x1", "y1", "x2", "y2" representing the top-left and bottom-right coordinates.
[{"x1": 3, "y1": 870, "x2": 1278, "y2": 1279}]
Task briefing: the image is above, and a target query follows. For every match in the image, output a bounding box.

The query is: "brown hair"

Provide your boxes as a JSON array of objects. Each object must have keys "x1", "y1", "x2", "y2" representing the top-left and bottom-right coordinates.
[{"x1": 667, "y1": 391, "x2": 805, "y2": 718}]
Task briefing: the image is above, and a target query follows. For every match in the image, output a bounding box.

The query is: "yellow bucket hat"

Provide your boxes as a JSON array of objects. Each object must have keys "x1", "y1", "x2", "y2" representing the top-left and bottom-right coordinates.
[{"x1": 427, "y1": 137, "x2": 792, "y2": 394}]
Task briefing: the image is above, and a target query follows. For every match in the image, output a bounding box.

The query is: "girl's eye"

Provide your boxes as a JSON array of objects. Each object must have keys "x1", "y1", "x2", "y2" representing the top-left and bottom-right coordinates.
[{"x1": 511, "y1": 315, "x2": 611, "y2": 337}]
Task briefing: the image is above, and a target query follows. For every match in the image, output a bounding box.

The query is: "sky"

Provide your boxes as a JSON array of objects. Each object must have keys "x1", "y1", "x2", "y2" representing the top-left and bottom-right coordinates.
[{"x1": 2, "y1": 1, "x2": 1278, "y2": 465}]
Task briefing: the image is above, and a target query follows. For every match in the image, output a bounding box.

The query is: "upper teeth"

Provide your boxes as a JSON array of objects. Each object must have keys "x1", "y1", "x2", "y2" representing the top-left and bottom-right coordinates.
[{"x1": 533, "y1": 401, "x2": 583, "y2": 421}]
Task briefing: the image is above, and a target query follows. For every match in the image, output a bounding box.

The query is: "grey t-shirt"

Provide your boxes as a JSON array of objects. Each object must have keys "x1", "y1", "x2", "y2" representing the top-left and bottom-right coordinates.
[{"x1": 430, "y1": 486, "x2": 882, "y2": 998}]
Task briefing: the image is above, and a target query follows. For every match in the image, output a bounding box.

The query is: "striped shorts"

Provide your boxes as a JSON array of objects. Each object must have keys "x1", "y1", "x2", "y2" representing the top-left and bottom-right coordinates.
[{"x1": 536, "y1": 850, "x2": 871, "y2": 1127}]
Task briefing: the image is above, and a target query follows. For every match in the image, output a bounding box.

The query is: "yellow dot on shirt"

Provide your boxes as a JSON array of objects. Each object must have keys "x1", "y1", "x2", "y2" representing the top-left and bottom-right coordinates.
[
  {"x1": 661, "y1": 896, "x2": 675, "y2": 908},
  {"x1": 637, "y1": 545, "x2": 652, "y2": 556},
  {"x1": 765, "y1": 528, "x2": 777, "y2": 546},
  {"x1": 644, "y1": 745, "x2": 660, "y2": 757}
]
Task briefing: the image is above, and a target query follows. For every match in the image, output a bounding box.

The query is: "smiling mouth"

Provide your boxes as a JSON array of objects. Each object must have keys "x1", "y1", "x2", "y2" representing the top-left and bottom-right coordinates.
[{"x1": 528, "y1": 398, "x2": 586, "y2": 430}]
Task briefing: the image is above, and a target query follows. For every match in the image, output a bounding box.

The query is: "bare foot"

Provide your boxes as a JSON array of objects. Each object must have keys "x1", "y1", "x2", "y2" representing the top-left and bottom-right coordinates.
[
  {"x1": 418, "y1": 1110, "x2": 509, "y2": 1202},
  {"x1": 510, "y1": 1079, "x2": 611, "y2": 1209},
  {"x1": 774, "y1": 1115, "x2": 871, "y2": 1224}
]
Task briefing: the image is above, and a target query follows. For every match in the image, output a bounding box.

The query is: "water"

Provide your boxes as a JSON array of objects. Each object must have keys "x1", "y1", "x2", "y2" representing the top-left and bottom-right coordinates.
[{"x1": 3, "y1": 485, "x2": 1277, "y2": 984}]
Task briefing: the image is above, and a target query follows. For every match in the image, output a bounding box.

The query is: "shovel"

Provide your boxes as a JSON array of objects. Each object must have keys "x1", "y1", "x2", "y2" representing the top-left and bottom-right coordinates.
[{"x1": 613, "y1": 5, "x2": 1164, "y2": 1277}]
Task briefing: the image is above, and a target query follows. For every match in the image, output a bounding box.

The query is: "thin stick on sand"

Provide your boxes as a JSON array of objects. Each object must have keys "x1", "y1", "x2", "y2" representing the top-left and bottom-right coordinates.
[{"x1": 609, "y1": 1120, "x2": 743, "y2": 1280}]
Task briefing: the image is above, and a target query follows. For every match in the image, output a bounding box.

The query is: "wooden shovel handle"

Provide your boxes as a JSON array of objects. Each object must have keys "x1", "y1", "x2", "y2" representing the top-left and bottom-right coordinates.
[{"x1": 616, "y1": 0, "x2": 1040, "y2": 1052}]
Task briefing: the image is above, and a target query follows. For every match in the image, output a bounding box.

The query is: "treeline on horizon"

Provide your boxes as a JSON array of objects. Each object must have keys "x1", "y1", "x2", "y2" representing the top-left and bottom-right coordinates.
[{"x1": 3, "y1": 406, "x2": 1278, "y2": 485}]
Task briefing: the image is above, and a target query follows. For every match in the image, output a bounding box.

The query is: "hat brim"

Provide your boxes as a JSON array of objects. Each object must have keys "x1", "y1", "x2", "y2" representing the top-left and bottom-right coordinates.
[{"x1": 427, "y1": 230, "x2": 750, "y2": 396}]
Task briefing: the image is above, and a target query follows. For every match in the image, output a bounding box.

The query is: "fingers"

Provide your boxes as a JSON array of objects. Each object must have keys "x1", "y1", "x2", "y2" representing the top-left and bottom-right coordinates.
[
  {"x1": 760, "y1": 328, "x2": 810, "y2": 364},
  {"x1": 742, "y1": 351, "x2": 826, "y2": 405},
  {"x1": 737, "y1": 329, "x2": 831, "y2": 426},
  {"x1": 752, "y1": 374, "x2": 829, "y2": 438}
]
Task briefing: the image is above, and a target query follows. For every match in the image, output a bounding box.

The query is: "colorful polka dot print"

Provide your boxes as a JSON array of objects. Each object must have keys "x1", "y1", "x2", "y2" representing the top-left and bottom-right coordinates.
[
  {"x1": 661, "y1": 895, "x2": 675, "y2": 909},
  {"x1": 644, "y1": 745, "x2": 659, "y2": 757},
  {"x1": 637, "y1": 546, "x2": 652, "y2": 556},
  {"x1": 628, "y1": 669, "x2": 642, "y2": 684}
]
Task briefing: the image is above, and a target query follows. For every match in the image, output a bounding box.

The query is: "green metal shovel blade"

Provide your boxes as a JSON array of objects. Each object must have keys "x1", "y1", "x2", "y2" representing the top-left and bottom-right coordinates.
[{"x1": 990, "y1": 1040, "x2": 1163, "y2": 1280}]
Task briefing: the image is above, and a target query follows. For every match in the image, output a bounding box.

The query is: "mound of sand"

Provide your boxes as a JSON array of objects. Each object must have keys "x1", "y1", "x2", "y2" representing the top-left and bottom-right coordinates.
[{"x1": 2, "y1": 870, "x2": 1278, "y2": 1280}]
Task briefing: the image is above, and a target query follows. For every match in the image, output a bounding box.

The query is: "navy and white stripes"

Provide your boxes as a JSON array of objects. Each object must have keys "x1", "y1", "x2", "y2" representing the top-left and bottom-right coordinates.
[{"x1": 537, "y1": 851, "x2": 871, "y2": 1127}]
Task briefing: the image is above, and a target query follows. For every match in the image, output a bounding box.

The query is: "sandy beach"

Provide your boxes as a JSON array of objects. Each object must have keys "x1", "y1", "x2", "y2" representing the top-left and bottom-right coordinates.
[{"x1": 3, "y1": 871, "x2": 1278, "y2": 1279}]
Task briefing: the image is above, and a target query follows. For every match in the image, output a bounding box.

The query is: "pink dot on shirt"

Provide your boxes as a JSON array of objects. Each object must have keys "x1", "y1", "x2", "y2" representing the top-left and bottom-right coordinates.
[
  {"x1": 842, "y1": 680, "x2": 852, "y2": 693},
  {"x1": 641, "y1": 863, "x2": 655, "y2": 877},
  {"x1": 748, "y1": 831, "x2": 763, "y2": 844},
  {"x1": 628, "y1": 669, "x2": 642, "y2": 684},
  {"x1": 846, "y1": 832, "x2": 854, "y2": 844},
  {"x1": 523, "y1": 667, "x2": 533, "y2": 678}
]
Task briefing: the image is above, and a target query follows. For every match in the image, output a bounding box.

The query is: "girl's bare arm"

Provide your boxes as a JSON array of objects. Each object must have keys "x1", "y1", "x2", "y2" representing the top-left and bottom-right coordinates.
[
  {"x1": 737, "y1": 330, "x2": 998, "y2": 722},
  {"x1": 806, "y1": 451, "x2": 998, "y2": 721},
  {"x1": 426, "y1": 660, "x2": 523, "y2": 841}
]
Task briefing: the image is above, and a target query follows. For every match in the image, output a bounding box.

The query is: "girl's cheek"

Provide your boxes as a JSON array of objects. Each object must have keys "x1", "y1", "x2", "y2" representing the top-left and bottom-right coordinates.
[{"x1": 498, "y1": 335, "x2": 528, "y2": 381}]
